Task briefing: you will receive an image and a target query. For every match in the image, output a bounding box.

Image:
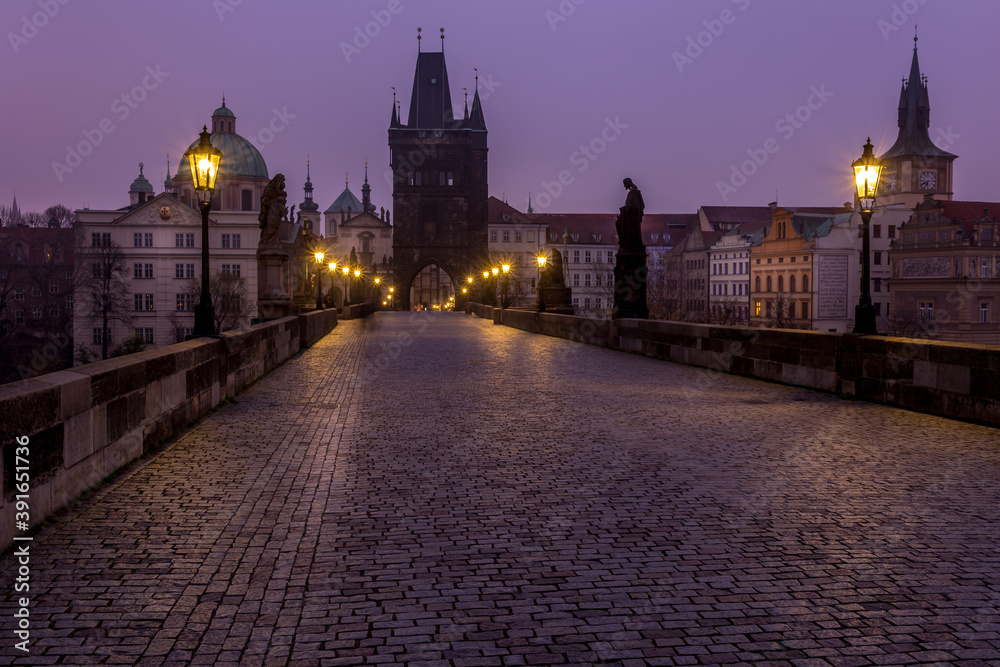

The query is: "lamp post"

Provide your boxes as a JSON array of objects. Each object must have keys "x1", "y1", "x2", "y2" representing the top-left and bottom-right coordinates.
[
  {"x1": 373, "y1": 275, "x2": 381, "y2": 307},
  {"x1": 500, "y1": 264, "x2": 511, "y2": 308},
  {"x1": 491, "y1": 266, "x2": 499, "y2": 307},
  {"x1": 852, "y1": 138, "x2": 883, "y2": 335},
  {"x1": 314, "y1": 251, "x2": 325, "y2": 310},
  {"x1": 184, "y1": 126, "x2": 222, "y2": 337},
  {"x1": 327, "y1": 261, "x2": 337, "y2": 307},
  {"x1": 536, "y1": 254, "x2": 548, "y2": 312},
  {"x1": 342, "y1": 266, "x2": 351, "y2": 305}
]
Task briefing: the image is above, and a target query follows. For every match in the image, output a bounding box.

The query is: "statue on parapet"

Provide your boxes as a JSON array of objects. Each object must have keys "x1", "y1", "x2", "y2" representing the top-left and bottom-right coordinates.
[
  {"x1": 258, "y1": 174, "x2": 287, "y2": 247},
  {"x1": 615, "y1": 177, "x2": 645, "y2": 254},
  {"x1": 612, "y1": 176, "x2": 649, "y2": 319}
]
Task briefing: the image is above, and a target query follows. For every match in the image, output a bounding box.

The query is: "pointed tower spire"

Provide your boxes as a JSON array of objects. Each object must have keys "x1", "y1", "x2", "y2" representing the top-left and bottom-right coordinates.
[
  {"x1": 527, "y1": 189, "x2": 533, "y2": 214},
  {"x1": 362, "y1": 158, "x2": 373, "y2": 213},
  {"x1": 301, "y1": 156, "x2": 319, "y2": 215},
  {"x1": 10, "y1": 190, "x2": 21, "y2": 225},
  {"x1": 390, "y1": 86, "x2": 400, "y2": 127},
  {"x1": 440, "y1": 27, "x2": 444, "y2": 51},
  {"x1": 469, "y1": 68, "x2": 486, "y2": 130},
  {"x1": 463, "y1": 87, "x2": 469, "y2": 121},
  {"x1": 163, "y1": 153, "x2": 174, "y2": 194}
]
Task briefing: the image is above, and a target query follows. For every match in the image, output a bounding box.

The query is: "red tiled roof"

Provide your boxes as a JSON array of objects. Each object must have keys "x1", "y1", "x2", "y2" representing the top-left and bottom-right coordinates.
[{"x1": 938, "y1": 200, "x2": 1000, "y2": 221}]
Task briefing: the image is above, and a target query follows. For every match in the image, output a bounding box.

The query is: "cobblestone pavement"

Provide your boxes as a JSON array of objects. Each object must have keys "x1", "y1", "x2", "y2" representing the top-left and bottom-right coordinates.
[{"x1": 3, "y1": 311, "x2": 1000, "y2": 666}]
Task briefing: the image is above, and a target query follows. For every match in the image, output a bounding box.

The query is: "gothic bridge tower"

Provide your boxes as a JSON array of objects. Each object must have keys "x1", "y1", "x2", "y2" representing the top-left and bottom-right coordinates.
[{"x1": 389, "y1": 29, "x2": 488, "y2": 310}]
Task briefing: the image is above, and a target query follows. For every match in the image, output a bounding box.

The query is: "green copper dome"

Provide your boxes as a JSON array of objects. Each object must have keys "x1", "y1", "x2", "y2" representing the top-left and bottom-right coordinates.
[
  {"x1": 176, "y1": 131, "x2": 268, "y2": 180},
  {"x1": 129, "y1": 163, "x2": 154, "y2": 193}
]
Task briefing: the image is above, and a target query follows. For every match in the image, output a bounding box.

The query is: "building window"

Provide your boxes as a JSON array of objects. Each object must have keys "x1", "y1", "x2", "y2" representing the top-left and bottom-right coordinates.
[
  {"x1": 186, "y1": 233, "x2": 195, "y2": 247},
  {"x1": 241, "y1": 189, "x2": 253, "y2": 211},
  {"x1": 583, "y1": 297, "x2": 591, "y2": 310},
  {"x1": 802, "y1": 301, "x2": 809, "y2": 319},
  {"x1": 982, "y1": 303, "x2": 990, "y2": 323},
  {"x1": 982, "y1": 261, "x2": 990, "y2": 279},
  {"x1": 49, "y1": 280, "x2": 59, "y2": 294},
  {"x1": 789, "y1": 275, "x2": 796, "y2": 292},
  {"x1": 135, "y1": 328, "x2": 154, "y2": 344},
  {"x1": 134, "y1": 263, "x2": 144, "y2": 278},
  {"x1": 766, "y1": 301, "x2": 772, "y2": 317},
  {"x1": 873, "y1": 224, "x2": 881, "y2": 238},
  {"x1": 489, "y1": 230, "x2": 497, "y2": 243},
  {"x1": 514, "y1": 231, "x2": 522, "y2": 243},
  {"x1": 175, "y1": 233, "x2": 184, "y2": 248},
  {"x1": 584, "y1": 250, "x2": 592, "y2": 263},
  {"x1": 502, "y1": 230, "x2": 510, "y2": 243},
  {"x1": 31, "y1": 286, "x2": 41, "y2": 297},
  {"x1": 47, "y1": 304, "x2": 58, "y2": 317},
  {"x1": 919, "y1": 302, "x2": 934, "y2": 320},
  {"x1": 584, "y1": 273, "x2": 591, "y2": 287},
  {"x1": 572, "y1": 297, "x2": 579, "y2": 307},
  {"x1": 755, "y1": 276, "x2": 760, "y2": 291},
  {"x1": 777, "y1": 276, "x2": 783, "y2": 292},
  {"x1": 14, "y1": 310, "x2": 24, "y2": 325},
  {"x1": 176, "y1": 294, "x2": 195, "y2": 311},
  {"x1": 802, "y1": 275, "x2": 809, "y2": 293},
  {"x1": 222, "y1": 234, "x2": 231, "y2": 248},
  {"x1": 134, "y1": 232, "x2": 142, "y2": 247},
  {"x1": 606, "y1": 251, "x2": 613, "y2": 263},
  {"x1": 874, "y1": 277, "x2": 881, "y2": 292},
  {"x1": 572, "y1": 273, "x2": 580, "y2": 287},
  {"x1": 66, "y1": 294, "x2": 73, "y2": 309},
  {"x1": 175, "y1": 264, "x2": 185, "y2": 278},
  {"x1": 144, "y1": 233, "x2": 153, "y2": 247},
  {"x1": 874, "y1": 251, "x2": 882, "y2": 265},
  {"x1": 221, "y1": 264, "x2": 241, "y2": 277},
  {"x1": 572, "y1": 250, "x2": 580, "y2": 264},
  {"x1": 133, "y1": 293, "x2": 154, "y2": 311},
  {"x1": 888, "y1": 225, "x2": 896, "y2": 238},
  {"x1": 754, "y1": 300, "x2": 761, "y2": 316},
  {"x1": 407, "y1": 172, "x2": 415, "y2": 186},
  {"x1": 595, "y1": 297, "x2": 602, "y2": 310},
  {"x1": 766, "y1": 276, "x2": 772, "y2": 292},
  {"x1": 92, "y1": 328, "x2": 111, "y2": 344},
  {"x1": 92, "y1": 232, "x2": 111, "y2": 247}
]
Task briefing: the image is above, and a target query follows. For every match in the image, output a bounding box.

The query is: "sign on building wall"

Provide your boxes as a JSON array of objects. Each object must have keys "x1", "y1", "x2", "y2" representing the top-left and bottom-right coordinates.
[{"x1": 816, "y1": 254, "x2": 848, "y2": 319}]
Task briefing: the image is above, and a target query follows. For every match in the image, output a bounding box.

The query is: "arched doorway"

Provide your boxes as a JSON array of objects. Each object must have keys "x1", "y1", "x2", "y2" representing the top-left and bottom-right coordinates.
[
  {"x1": 399, "y1": 258, "x2": 459, "y2": 311},
  {"x1": 409, "y1": 264, "x2": 456, "y2": 311}
]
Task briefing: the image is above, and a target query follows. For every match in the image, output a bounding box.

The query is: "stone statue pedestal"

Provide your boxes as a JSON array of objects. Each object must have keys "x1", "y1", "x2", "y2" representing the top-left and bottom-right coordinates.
[
  {"x1": 613, "y1": 251, "x2": 648, "y2": 320},
  {"x1": 257, "y1": 247, "x2": 293, "y2": 320},
  {"x1": 539, "y1": 287, "x2": 574, "y2": 314}
]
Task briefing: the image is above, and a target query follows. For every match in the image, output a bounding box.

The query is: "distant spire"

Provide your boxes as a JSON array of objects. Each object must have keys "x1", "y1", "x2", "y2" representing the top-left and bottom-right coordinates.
[
  {"x1": 163, "y1": 153, "x2": 173, "y2": 194},
  {"x1": 527, "y1": 189, "x2": 533, "y2": 214},
  {"x1": 10, "y1": 190, "x2": 21, "y2": 225},
  {"x1": 469, "y1": 68, "x2": 486, "y2": 130},
  {"x1": 362, "y1": 158, "x2": 373, "y2": 213},
  {"x1": 440, "y1": 27, "x2": 444, "y2": 51},
  {"x1": 345, "y1": 171, "x2": 349, "y2": 187},
  {"x1": 417, "y1": 26, "x2": 422, "y2": 52},
  {"x1": 390, "y1": 86, "x2": 400, "y2": 127},
  {"x1": 463, "y1": 87, "x2": 469, "y2": 121}
]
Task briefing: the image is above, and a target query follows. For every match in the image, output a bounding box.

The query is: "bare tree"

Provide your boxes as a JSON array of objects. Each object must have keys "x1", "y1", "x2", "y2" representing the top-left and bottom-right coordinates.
[
  {"x1": 77, "y1": 235, "x2": 132, "y2": 360},
  {"x1": 884, "y1": 307, "x2": 929, "y2": 338},
  {"x1": 183, "y1": 270, "x2": 253, "y2": 333},
  {"x1": 764, "y1": 292, "x2": 799, "y2": 329},
  {"x1": 43, "y1": 205, "x2": 76, "y2": 228},
  {"x1": 646, "y1": 249, "x2": 685, "y2": 321}
]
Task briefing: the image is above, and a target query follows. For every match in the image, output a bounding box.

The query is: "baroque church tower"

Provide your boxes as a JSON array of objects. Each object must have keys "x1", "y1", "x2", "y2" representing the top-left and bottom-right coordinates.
[
  {"x1": 389, "y1": 29, "x2": 489, "y2": 310},
  {"x1": 878, "y1": 35, "x2": 957, "y2": 209}
]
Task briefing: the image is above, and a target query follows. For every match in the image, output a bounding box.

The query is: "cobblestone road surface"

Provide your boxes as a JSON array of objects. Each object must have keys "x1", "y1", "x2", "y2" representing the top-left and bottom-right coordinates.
[{"x1": 2, "y1": 312, "x2": 1000, "y2": 666}]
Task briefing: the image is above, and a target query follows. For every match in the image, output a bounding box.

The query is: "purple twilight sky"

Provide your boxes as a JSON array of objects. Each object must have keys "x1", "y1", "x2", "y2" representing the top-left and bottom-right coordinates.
[{"x1": 2, "y1": 0, "x2": 998, "y2": 218}]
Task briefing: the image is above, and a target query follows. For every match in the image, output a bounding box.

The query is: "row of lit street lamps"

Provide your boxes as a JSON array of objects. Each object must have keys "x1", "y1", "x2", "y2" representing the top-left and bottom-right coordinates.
[{"x1": 184, "y1": 125, "x2": 883, "y2": 331}]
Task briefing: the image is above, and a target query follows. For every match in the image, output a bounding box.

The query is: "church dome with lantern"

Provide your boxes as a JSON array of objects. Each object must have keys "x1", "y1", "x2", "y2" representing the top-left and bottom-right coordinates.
[{"x1": 172, "y1": 99, "x2": 270, "y2": 211}]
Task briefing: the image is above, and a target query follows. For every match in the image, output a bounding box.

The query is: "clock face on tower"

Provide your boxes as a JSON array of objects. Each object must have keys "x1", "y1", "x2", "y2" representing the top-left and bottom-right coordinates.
[
  {"x1": 920, "y1": 171, "x2": 937, "y2": 190},
  {"x1": 884, "y1": 173, "x2": 897, "y2": 192}
]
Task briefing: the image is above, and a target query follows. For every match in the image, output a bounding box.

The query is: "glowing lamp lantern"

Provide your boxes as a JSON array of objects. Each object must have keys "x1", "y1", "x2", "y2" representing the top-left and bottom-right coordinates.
[
  {"x1": 185, "y1": 126, "x2": 222, "y2": 204},
  {"x1": 853, "y1": 138, "x2": 882, "y2": 213}
]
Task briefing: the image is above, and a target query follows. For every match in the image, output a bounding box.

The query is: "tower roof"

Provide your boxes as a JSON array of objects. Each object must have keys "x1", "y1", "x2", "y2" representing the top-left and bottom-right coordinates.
[
  {"x1": 407, "y1": 51, "x2": 455, "y2": 129},
  {"x1": 130, "y1": 163, "x2": 154, "y2": 193},
  {"x1": 880, "y1": 37, "x2": 956, "y2": 160},
  {"x1": 325, "y1": 182, "x2": 363, "y2": 214}
]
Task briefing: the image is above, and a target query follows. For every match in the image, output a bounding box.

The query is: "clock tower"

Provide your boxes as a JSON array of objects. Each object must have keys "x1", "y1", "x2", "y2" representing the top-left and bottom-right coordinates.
[{"x1": 877, "y1": 35, "x2": 957, "y2": 209}]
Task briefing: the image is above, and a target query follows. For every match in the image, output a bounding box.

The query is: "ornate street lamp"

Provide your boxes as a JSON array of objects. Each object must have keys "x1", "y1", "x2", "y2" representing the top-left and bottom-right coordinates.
[
  {"x1": 342, "y1": 265, "x2": 351, "y2": 305},
  {"x1": 314, "y1": 251, "x2": 325, "y2": 310},
  {"x1": 536, "y1": 254, "x2": 548, "y2": 312},
  {"x1": 184, "y1": 126, "x2": 222, "y2": 337},
  {"x1": 852, "y1": 138, "x2": 883, "y2": 335}
]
